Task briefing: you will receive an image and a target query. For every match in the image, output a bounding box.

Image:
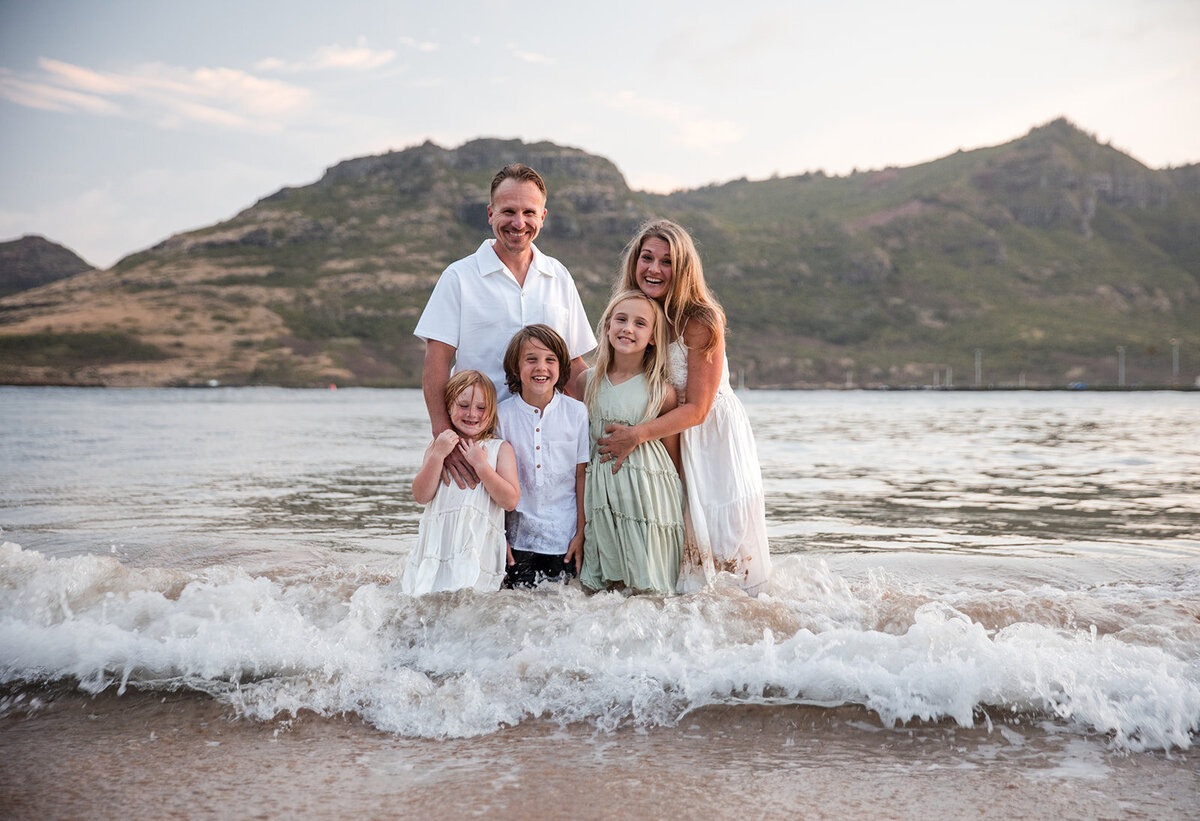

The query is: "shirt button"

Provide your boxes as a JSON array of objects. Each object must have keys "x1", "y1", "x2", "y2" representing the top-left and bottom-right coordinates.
[
  {"x1": 536, "y1": 445, "x2": 540, "y2": 450},
  {"x1": 536, "y1": 464, "x2": 541, "y2": 469}
]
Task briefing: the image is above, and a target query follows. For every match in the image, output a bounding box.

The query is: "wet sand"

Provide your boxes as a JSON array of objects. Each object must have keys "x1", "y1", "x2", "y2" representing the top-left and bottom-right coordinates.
[{"x1": 2, "y1": 691, "x2": 1197, "y2": 820}]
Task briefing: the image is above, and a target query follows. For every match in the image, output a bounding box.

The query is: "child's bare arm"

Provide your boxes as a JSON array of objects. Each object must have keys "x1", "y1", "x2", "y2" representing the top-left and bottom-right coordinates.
[
  {"x1": 464, "y1": 440, "x2": 521, "y2": 511},
  {"x1": 565, "y1": 462, "x2": 586, "y2": 572}
]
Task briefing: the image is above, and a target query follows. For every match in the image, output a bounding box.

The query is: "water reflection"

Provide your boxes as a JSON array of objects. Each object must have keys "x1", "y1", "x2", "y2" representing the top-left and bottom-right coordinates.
[
  {"x1": 1, "y1": 388, "x2": 1197, "y2": 567},
  {"x1": 748, "y1": 391, "x2": 1200, "y2": 559}
]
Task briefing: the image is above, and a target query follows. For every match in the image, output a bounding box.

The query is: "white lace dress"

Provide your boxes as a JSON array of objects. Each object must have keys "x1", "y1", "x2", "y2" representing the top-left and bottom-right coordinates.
[
  {"x1": 400, "y1": 438, "x2": 507, "y2": 595},
  {"x1": 668, "y1": 339, "x2": 772, "y2": 595}
]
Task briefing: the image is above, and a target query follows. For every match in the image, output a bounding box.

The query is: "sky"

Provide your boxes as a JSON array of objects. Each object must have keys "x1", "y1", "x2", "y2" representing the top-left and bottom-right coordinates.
[{"x1": 1, "y1": 0, "x2": 1198, "y2": 270}]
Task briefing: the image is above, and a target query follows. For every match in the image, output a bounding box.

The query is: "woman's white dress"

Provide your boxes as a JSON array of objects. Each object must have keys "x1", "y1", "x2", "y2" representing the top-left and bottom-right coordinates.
[
  {"x1": 668, "y1": 339, "x2": 772, "y2": 595},
  {"x1": 400, "y1": 438, "x2": 507, "y2": 595}
]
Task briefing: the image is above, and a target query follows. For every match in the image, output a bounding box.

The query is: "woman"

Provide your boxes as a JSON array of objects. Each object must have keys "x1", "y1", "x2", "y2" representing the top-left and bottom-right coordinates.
[{"x1": 597, "y1": 219, "x2": 771, "y2": 595}]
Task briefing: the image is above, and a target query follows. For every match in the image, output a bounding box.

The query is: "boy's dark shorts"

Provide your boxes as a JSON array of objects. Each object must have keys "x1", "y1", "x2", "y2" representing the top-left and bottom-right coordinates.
[{"x1": 503, "y1": 548, "x2": 577, "y2": 589}]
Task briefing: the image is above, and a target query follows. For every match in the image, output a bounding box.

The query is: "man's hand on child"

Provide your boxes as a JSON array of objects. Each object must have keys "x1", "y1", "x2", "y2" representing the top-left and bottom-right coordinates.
[{"x1": 441, "y1": 446, "x2": 479, "y2": 489}]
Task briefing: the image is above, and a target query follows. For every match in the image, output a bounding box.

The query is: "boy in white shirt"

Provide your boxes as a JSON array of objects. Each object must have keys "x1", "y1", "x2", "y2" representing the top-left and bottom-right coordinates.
[{"x1": 497, "y1": 325, "x2": 590, "y2": 587}]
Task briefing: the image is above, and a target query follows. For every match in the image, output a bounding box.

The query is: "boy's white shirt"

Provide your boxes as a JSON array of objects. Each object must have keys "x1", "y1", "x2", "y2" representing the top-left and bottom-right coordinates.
[{"x1": 497, "y1": 391, "x2": 589, "y2": 555}]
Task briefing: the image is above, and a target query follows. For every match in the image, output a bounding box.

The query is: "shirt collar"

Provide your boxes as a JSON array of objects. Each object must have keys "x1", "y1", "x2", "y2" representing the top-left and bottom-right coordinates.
[
  {"x1": 477, "y1": 239, "x2": 554, "y2": 279},
  {"x1": 516, "y1": 390, "x2": 560, "y2": 415}
]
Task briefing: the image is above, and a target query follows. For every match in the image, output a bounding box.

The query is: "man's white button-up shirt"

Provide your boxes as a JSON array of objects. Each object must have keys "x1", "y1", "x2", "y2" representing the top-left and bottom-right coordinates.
[{"x1": 414, "y1": 239, "x2": 596, "y2": 396}]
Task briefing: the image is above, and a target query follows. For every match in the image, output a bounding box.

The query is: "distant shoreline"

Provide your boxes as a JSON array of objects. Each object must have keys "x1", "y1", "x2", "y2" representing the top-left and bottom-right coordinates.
[{"x1": 2, "y1": 380, "x2": 1196, "y2": 392}]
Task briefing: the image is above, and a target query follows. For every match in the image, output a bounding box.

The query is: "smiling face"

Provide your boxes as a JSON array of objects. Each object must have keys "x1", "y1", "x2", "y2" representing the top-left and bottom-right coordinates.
[
  {"x1": 449, "y1": 384, "x2": 490, "y2": 440},
  {"x1": 488, "y1": 179, "x2": 546, "y2": 258},
  {"x1": 634, "y1": 236, "x2": 673, "y2": 302},
  {"x1": 605, "y1": 297, "x2": 657, "y2": 357},
  {"x1": 518, "y1": 337, "x2": 560, "y2": 402}
]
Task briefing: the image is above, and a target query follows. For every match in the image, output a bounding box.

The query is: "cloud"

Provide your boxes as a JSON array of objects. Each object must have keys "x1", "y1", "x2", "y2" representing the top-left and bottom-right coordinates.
[
  {"x1": 0, "y1": 71, "x2": 121, "y2": 114},
  {"x1": 398, "y1": 36, "x2": 439, "y2": 53},
  {"x1": 601, "y1": 90, "x2": 746, "y2": 151},
  {"x1": 187, "y1": 66, "x2": 309, "y2": 116},
  {"x1": 0, "y1": 58, "x2": 310, "y2": 133},
  {"x1": 255, "y1": 57, "x2": 290, "y2": 73},
  {"x1": 625, "y1": 170, "x2": 685, "y2": 195},
  {"x1": 312, "y1": 43, "x2": 396, "y2": 70},
  {"x1": 507, "y1": 44, "x2": 555, "y2": 65},
  {"x1": 39, "y1": 58, "x2": 131, "y2": 94},
  {"x1": 257, "y1": 37, "x2": 415, "y2": 72}
]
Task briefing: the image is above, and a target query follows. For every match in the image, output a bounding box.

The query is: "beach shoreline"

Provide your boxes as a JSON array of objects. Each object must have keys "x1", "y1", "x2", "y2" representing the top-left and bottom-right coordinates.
[{"x1": 3, "y1": 690, "x2": 1197, "y2": 820}]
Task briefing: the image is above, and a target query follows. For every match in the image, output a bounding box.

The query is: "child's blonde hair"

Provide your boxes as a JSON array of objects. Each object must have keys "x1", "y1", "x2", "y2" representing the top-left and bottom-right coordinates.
[
  {"x1": 616, "y1": 219, "x2": 725, "y2": 361},
  {"x1": 585, "y1": 290, "x2": 671, "y2": 424},
  {"x1": 444, "y1": 370, "x2": 499, "y2": 440}
]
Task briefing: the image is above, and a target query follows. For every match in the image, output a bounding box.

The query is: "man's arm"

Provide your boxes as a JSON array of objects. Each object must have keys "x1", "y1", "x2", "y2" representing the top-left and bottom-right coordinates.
[
  {"x1": 422, "y1": 340, "x2": 455, "y2": 436},
  {"x1": 421, "y1": 340, "x2": 478, "y2": 487}
]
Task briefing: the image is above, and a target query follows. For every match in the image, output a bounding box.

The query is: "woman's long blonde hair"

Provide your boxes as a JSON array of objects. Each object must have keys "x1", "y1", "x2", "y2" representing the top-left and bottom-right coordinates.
[
  {"x1": 585, "y1": 290, "x2": 672, "y2": 424},
  {"x1": 616, "y1": 219, "x2": 725, "y2": 360}
]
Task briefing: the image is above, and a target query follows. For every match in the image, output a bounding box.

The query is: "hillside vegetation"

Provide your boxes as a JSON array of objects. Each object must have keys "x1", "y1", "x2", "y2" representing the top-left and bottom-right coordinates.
[{"x1": 1, "y1": 119, "x2": 1196, "y2": 388}]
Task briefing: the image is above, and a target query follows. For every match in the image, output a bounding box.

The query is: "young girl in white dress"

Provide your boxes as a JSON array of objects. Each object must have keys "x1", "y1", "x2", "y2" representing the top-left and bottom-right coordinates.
[
  {"x1": 575, "y1": 290, "x2": 685, "y2": 596},
  {"x1": 598, "y1": 220, "x2": 772, "y2": 596},
  {"x1": 401, "y1": 369, "x2": 520, "y2": 595}
]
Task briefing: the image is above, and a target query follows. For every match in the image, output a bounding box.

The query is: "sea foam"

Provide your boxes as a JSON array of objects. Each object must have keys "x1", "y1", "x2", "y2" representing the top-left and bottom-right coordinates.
[{"x1": 2, "y1": 542, "x2": 1198, "y2": 750}]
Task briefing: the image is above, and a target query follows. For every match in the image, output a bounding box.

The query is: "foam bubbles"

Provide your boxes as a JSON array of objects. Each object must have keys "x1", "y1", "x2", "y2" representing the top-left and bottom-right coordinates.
[{"x1": 2, "y1": 543, "x2": 1197, "y2": 750}]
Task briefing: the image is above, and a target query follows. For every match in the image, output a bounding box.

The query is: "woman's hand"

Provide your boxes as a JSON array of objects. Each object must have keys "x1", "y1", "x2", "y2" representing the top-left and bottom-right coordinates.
[{"x1": 597, "y1": 423, "x2": 644, "y2": 473}]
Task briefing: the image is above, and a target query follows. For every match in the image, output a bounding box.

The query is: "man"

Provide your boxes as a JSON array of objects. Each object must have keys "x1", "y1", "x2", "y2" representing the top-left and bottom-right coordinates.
[{"x1": 414, "y1": 163, "x2": 595, "y2": 484}]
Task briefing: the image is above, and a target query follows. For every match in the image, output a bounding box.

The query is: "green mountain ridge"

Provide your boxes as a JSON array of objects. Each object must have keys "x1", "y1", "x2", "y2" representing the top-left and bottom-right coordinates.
[{"x1": 1, "y1": 119, "x2": 1196, "y2": 388}]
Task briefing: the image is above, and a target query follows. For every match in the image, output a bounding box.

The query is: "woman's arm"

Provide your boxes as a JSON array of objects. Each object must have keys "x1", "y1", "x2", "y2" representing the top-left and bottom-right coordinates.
[
  {"x1": 598, "y1": 318, "x2": 724, "y2": 471},
  {"x1": 464, "y1": 439, "x2": 521, "y2": 511},
  {"x1": 658, "y1": 384, "x2": 683, "y2": 475}
]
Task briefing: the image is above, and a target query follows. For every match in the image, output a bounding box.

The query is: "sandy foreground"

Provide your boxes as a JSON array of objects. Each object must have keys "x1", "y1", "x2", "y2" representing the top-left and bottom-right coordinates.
[{"x1": 1, "y1": 690, "x2": 1197, "y2": 820}]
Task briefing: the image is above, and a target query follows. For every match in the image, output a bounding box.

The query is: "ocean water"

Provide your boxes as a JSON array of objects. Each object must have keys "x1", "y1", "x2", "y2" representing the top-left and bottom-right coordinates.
[{"x1": 1, "y1": 387, "x2": 1198, "y2": 816}]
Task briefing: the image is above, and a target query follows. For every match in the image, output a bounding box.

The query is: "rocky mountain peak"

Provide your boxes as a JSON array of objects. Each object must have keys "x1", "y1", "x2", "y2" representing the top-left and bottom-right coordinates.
[{"x1": 0, "y1": 234, "x2": 94, "y2": 297}]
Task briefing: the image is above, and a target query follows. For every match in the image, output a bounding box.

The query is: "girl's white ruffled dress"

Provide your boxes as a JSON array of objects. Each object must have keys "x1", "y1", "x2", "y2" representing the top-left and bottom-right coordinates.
[
  {"x1": 400, "y1": 438, "x2": 507, "y2": 595},
  {"x1": 668, "y1": 339, "x2": 772, "y2": 595}
]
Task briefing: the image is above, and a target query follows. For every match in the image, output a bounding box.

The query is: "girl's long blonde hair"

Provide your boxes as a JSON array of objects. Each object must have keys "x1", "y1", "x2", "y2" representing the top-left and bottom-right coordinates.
[
  {"x1": 585, "y1": 290, "x2": 672, "y2": 424},
  {"x1": 616, "y1": 219, "x2": 725, "y2": 361}
]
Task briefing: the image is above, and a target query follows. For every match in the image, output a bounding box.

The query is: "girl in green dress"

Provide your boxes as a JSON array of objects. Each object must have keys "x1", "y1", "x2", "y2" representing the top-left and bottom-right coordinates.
[{"x1": 572, "y1": 289, "x2": 685, "y2": 595}]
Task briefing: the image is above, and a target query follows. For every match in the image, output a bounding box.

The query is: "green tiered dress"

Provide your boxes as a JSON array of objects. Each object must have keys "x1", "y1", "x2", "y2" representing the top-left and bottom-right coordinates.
[{"x1": 580, "y1": 372, "x2": 684, "y2": 595}]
